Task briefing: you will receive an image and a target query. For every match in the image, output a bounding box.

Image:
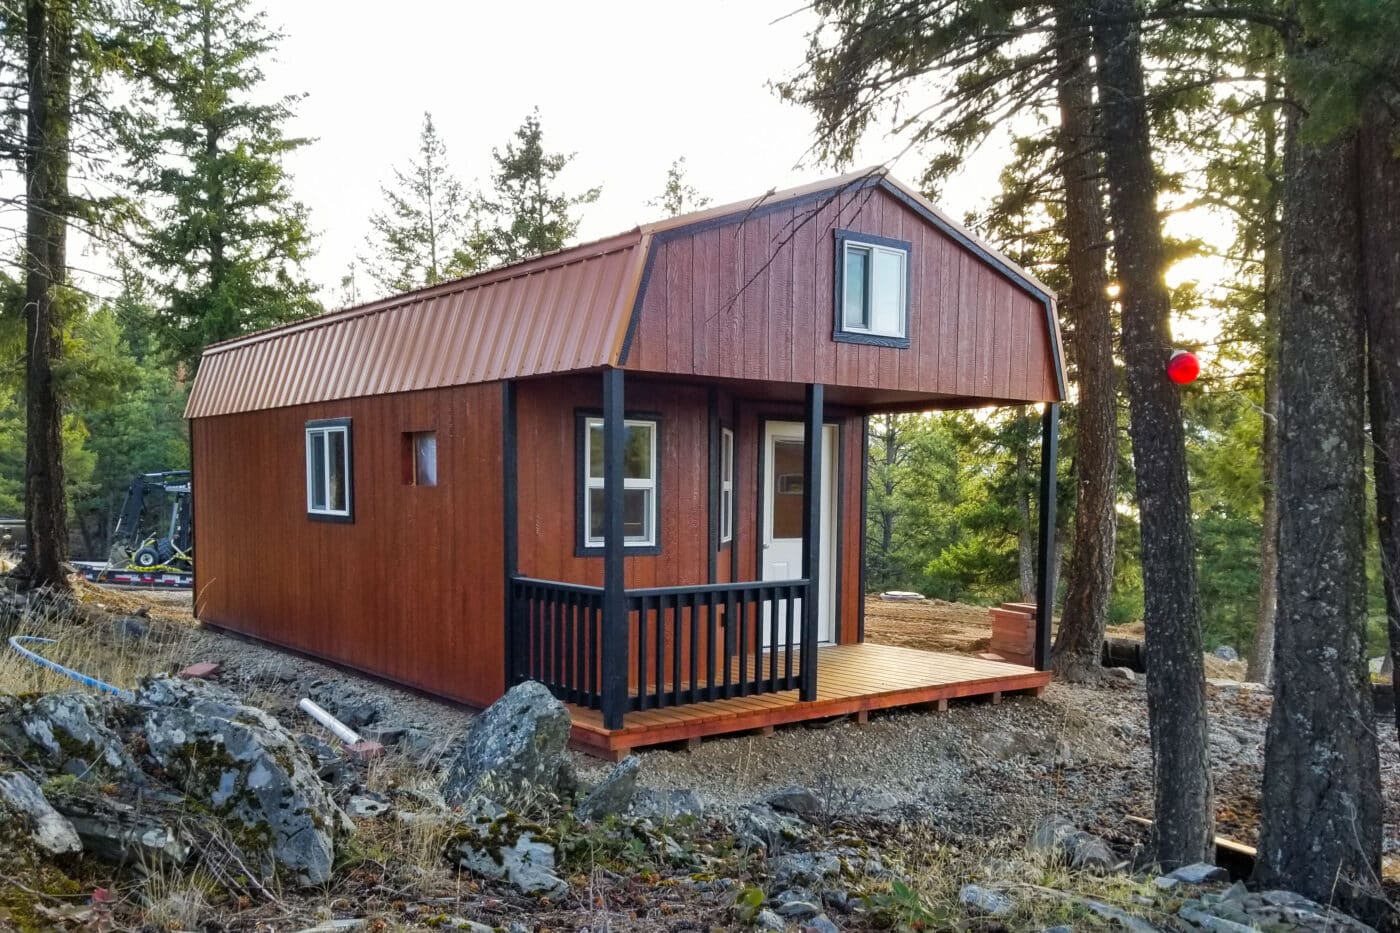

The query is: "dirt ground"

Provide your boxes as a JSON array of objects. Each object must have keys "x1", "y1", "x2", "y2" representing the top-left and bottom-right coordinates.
[{"x1": 864, "y1": 594, "x2": 1252, "y2": 679}]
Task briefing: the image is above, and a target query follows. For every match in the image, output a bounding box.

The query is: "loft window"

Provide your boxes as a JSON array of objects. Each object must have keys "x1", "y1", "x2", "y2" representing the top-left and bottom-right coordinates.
[
  {"x1": 403, "y1": 431, "x2": 438, "y2": 486},
  {"x1": 719, "y1": 427, "x2": 734, "y2": 544},
  {"x1": 835, "y1": 229, "x2": 911, "y2": 347},
  {"x1": 581, "y1": 416, "x2": 658, "y2": 549},
  {"x1": 306, "y1": 418, "x2": 352, "y2": 520}
]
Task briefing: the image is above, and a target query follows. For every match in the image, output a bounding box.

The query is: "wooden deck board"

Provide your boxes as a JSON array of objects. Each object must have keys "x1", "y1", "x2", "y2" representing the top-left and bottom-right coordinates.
[{"x1": 568, "y1": 643, "x2": 1051, "y2": 757}]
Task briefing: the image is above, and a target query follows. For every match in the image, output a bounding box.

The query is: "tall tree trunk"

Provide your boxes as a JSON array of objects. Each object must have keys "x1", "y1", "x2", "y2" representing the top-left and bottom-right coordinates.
[
  {"x1": 1016, "y1": 410, "x2": 1036, "y2": 603},
  {"x1": 1360, "y1": 97, "x2": 1400, "y2": 734},
  {"x1": 18, "y1": 0, "x2": 73, "y2": 591},
  {"x1": 1249, "y1": 80, "x2": 1283, "y2": 686},
  {"x1": 1254, "y1": 74, "x2": 1381, "y2": 909},
  {"x1": 1051, "y1": 1, "x2": 1118, "y2": 682},
  {"x1": 1088, "y1": 0, "x2": 1212, "y2": 868}
]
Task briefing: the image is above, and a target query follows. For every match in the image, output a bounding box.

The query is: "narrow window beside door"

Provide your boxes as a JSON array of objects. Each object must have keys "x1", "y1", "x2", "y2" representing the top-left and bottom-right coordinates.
[
  {"x1": 306, "y1": 418, "x2": 353, "y2": 521},
  {"x1": 719, "y1": 427, "x2": 734, "y2": 544}
]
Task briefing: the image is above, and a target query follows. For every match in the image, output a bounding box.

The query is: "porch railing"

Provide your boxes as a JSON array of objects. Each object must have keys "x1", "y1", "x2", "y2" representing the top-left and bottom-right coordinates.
[
  {"x1": 510, "y1": 577, "x2": 605, "y2": 709},
  {"x1": 628, "y1": 579, "x2": 807, "y2": 708},
  {"x1": 508, "y1": 576, "x2": 810, "y2": 719}
]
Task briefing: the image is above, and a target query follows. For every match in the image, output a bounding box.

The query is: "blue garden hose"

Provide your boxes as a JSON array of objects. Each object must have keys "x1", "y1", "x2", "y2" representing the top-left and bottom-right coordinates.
[{"x1": 8, "y1": 635, "x2": 136, "y2": 702}]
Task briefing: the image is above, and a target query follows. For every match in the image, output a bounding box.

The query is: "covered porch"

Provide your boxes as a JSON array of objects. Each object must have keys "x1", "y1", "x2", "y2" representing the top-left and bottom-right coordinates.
[{"x1": 501, "y1": 367, "x2": 1061, "y2": 757}]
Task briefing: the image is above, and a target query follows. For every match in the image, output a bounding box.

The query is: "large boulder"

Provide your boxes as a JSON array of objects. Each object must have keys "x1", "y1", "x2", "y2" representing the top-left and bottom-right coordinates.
[
  {"x1": 0, "y1": 692, "x2": 139, "y2": 781},
  {"x1": 441, "y1": 681, "x2": 573, "y2": 809},
  {"x1": 0, "y1": 771, "x2": 81, "y2": 855},
  {"x1": 137, "y1": 676, "x2": 350, "y2": 884}
]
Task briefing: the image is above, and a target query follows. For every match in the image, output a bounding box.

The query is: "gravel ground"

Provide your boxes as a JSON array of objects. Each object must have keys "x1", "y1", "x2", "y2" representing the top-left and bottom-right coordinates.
[{"x1": 95, "y1": 586, "x2": 1400, "y2": 879}]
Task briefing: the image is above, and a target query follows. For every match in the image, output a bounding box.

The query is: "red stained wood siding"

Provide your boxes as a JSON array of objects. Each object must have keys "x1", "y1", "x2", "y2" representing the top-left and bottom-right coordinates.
[
  {"x1": 625, "y1": 186, "x2": 1059, "y2": 404},
  {"x1": 192, "y1": 383, "x2": 506, "y2": 708}
]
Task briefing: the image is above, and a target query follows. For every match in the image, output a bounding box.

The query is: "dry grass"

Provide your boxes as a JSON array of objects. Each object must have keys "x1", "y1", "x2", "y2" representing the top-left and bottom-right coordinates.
[
  {"x1": 0, "y1": 583, "x2": 198, "y2": 697},
  {"x1": 872, "y1": 826, "x2": 1169, "y2": 930}
]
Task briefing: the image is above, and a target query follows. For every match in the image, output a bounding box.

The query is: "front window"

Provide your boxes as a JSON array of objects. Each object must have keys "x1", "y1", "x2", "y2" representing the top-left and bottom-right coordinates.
[
  {"x1": 719, "y1": 427, "x2": 734, "y2": 544},
  {"x1": 583, "y1": 417, "x2": 658, "y2": 548},
  {"x1": 306, "y1": 419, "x2": 352, "y2": 519},
  {"x1": 835, "y1": 230, "x2": 910, "y2": 345}
]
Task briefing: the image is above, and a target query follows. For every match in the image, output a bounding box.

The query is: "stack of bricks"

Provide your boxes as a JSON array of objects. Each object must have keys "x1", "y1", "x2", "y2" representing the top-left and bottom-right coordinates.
[{"x1": 982, "y1": 602, "x2": 1037, "y2": 666}]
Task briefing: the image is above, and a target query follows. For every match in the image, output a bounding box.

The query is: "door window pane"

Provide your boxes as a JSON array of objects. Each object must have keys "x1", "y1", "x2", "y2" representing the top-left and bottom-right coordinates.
[{"x1": 771, "y1": 438, "x2": 805, "y2": 539}]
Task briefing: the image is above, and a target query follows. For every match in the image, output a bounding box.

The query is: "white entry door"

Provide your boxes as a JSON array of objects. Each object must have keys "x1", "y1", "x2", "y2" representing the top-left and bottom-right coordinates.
[{"x1": 761, "y1": 421, "x2": 838, "y2": 646}]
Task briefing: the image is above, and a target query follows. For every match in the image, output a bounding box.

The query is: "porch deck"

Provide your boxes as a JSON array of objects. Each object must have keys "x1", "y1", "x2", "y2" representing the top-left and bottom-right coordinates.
[{"x1": 566, "y1": 642, "x2": 1051, "y2": 759}]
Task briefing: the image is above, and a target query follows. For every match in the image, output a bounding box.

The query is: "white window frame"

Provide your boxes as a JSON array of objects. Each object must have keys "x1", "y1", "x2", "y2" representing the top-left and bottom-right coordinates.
[
  {"x1": 583, "y1": 416, "x2": 658, "y2": 548},
  {"x1": 305, "y1": 420, "x2": 352, "y2": 518},
  {"x1": 839, "y1": 236, "x2": 909, "y2": 340},
  {"x1": 719, "y1": 427, "x2": 734, "y2": 544}
]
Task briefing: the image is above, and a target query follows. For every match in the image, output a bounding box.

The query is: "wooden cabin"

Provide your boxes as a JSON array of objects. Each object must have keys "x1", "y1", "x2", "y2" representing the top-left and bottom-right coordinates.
[{"x1": 186, "y1": 169, "x2": 1064, "y2": 758}]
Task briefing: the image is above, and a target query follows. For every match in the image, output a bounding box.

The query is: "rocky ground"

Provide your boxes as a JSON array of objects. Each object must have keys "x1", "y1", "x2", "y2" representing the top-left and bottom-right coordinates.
[{"x1": 0, "y1": 582, "x2": 1396, "y2": 931}]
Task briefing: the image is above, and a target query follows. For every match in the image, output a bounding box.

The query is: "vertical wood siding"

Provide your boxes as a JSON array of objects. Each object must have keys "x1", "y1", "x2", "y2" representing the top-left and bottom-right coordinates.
[
  {"x1": 192, "y1": 383, "x2": 506, "y2": 708},
  {"x1": 625, "y1": 186, "x2": 1058, "y2": 402}
]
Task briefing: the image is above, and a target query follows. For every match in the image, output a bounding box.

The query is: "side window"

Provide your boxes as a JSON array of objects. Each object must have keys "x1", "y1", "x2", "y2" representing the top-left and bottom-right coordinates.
[
  {"x1": 581, "y1": 416, "x2": 658, "y2": 549},
  {"x1": 306, "y1": 418, "x2": 352, "y2": 520},
  {"x1": 403, "y1": 431, "x2": 438, "y2": 486},
  {"x1": 719, "y1": 427, "x2": 734, "y2": 544},
  {"x1": 834, "y1": 229, "x2": 911, "y2": 347}
]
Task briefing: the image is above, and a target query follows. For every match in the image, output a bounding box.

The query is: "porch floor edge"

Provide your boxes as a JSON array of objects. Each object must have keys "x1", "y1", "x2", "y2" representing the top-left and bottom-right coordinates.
[{"x1": 566, "y1": 643, "x2": 1051, "y2": 759}]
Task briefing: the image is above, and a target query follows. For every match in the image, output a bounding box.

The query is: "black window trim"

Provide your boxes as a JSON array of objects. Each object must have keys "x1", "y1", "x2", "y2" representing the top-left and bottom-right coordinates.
[
  {"x1": 832, "y1": 228, "x2": 913, "y2": 348},
  {"x1": 305, "y1": 416, "x2": 354, "y2": 524}
]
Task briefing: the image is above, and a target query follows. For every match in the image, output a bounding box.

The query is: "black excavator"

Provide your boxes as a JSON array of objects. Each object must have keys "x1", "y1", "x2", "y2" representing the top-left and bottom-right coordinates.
[{"x1": 108, "y1": 471, "x2": 193, "y2": 572}]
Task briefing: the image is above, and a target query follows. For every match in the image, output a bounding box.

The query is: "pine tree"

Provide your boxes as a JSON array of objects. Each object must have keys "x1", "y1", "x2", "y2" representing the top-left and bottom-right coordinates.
[
  {"x1": 363, "y1": 112, "x2": 483, "y2": 294},
  {"x1": 481, "y1": 108, "x2": 600, "y2": 264},
  {"x1": 649, "y1": 157, "x2": 710, "y2": 217},
  {"x1": 125, "y1": 0, "x2": 318, "y2": 372},
  {"x1": 1088, "y1": 0, "x2": 1213, "y2": 867}
]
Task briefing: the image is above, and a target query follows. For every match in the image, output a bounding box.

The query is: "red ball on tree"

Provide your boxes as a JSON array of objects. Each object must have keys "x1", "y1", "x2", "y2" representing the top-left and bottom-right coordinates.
[{"x1": 1166, "y1": 350, "x2": 1200, "y2": 384}]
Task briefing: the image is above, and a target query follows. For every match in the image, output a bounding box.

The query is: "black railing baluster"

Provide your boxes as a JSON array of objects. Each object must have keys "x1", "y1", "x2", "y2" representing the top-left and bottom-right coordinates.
[
  {"x1": 728, "y1": 585, "x2": 739, "y2": 694},
  {"x1": 688, "y1": 592, "x2": 700, "y2": 704},
  {"x1": 705, "y1": 591, "x2": 718, "y2": 701},
  {"x1": 738, "y1": 592, "x2": 750, "y2": 696},
  {"x1": 655, "y1": 593, "x2": 667, "y2": 709},
  {"x1": 784, "y1": 586, "x2": 795, "y2": 685}
]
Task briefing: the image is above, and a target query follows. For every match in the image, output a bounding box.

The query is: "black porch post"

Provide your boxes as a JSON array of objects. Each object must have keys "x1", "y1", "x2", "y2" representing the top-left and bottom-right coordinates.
[
  {"x1": 800, "y1": 383, "x2": 824, "y2": 701},
  {"x1": 502, "y1": 381, "x2": 519, "y2": 687},
  {"x1": 600, "y1": 367, "x2": 628, "y2": 729},
  {"x1": 1035, "y1": 402, "x2": 1060, "y2": 671}
]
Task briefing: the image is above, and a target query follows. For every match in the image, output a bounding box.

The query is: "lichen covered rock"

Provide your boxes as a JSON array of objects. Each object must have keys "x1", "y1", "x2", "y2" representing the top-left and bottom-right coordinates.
[
  {"x1": 441, "y1": 681, "x2": 572, "y2": 809},
  {"x1": 0, "y1": 692, "x2": 139, "y2": 781},
  {"x1": 137, "y1": 676, "x2": 349, "y2": 884},
  {"x1": 0, "y1": 772, "x2": 80, "y2": 855}
]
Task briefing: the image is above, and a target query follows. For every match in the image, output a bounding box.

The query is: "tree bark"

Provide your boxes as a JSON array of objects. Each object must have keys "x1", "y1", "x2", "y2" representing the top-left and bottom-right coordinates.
[
  {"x1": 1088, "y1": 0, "x2": 1213, "y2": 868},
  {"x1": 17, "y1": 0, "x2": 73, "y2": 590},
  {"x1": 1249, "y1": 82, "x2": 1282, "y2": 686},
  {"x1": 1359, "y1": 97, "x2": 1400, "y2": 735},
  {"x1": 1253, "y1": 76, "x2": 1382, "y2": 909},
  {"x1": 1050, "y1": 1, "x2": 1118, "y2": 683}
]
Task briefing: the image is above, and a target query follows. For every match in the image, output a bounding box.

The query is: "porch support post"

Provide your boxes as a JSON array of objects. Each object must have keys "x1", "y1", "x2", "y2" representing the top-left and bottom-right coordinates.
[
  {"x1": 1035, "y1": 402, "x2": 1060, "y2": 671},
  {"x1": 600, "y1": 367, "x2": 629, "y2": 729},
  {"x1": 502, "y1": 380, "x2": 519, "y2": 687},
  {"x1": 800, "y1": 383, "x2": 824, "y2": 701}
]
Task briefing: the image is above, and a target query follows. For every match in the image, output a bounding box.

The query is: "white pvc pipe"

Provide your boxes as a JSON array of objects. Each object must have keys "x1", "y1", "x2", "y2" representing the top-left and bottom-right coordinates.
[{"x1": 298, "y1": 698, "x2": 362, "y2": 746}]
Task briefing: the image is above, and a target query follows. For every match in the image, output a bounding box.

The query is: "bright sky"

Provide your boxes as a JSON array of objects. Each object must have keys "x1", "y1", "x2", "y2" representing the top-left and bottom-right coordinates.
[{"x1": 259, "y1": 0, "x2": 1012, "y2": 304}]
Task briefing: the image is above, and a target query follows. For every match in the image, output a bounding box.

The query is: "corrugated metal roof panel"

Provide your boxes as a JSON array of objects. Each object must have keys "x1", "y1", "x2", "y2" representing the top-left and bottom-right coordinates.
[{"x1": 186, "y1": 234, "x2": 646, "y2": 418}]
